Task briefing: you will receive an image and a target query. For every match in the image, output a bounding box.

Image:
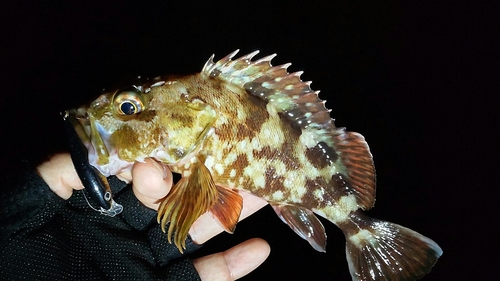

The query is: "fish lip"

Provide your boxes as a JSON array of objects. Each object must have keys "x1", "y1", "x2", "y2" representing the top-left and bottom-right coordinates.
[{"x1": 63, "y1": 108, "x2": 91, "y2": 144}]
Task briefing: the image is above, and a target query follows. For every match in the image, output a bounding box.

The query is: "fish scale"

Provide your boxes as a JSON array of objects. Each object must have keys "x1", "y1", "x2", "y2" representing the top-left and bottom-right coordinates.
[{"x1": 69, "y1": 50, "x2": 442, "y2": 281}]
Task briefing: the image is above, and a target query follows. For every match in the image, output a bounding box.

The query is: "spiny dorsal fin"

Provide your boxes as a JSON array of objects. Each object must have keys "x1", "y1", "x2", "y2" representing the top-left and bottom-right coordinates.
[
  {"x1": 202, "y1": 50, "x2": 335, "y2": 143},
  {"x1": 203, "y1": 50, "x2": 376, "y2": 209}
]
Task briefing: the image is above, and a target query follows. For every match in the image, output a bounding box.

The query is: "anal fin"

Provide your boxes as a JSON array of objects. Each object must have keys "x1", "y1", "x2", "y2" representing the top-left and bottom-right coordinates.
[
  {"x1": 210, "y1": 186, "x2": 243, "y2": 233},
  {"x1": 271, "y1": 203, "x2": 327, "y2": 252}
]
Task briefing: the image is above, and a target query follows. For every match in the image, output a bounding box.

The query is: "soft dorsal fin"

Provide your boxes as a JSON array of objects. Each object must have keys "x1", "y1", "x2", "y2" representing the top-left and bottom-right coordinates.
[
  {"x1": 333, "y1": 129, "x2": 376, "y2": 209},
  {"x1": 202, "y1": 50, "x2": 376, "y2": 209}
]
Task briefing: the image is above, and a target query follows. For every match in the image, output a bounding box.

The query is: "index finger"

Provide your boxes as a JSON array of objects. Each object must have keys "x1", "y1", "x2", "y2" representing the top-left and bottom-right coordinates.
[{"x1": 189, "y1": 190, "x2": 268, "y2": 244}]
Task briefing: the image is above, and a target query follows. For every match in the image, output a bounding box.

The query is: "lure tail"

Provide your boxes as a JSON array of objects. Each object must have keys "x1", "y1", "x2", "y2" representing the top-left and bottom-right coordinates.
[{"x1": 343, "y1": 212, "x2": 442, "y2": 281}]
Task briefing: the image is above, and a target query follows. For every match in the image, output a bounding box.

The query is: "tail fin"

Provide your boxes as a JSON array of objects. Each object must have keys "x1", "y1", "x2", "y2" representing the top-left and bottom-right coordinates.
[{"x1": 344, "y1": 213, "x2": 442, "y2": 281}]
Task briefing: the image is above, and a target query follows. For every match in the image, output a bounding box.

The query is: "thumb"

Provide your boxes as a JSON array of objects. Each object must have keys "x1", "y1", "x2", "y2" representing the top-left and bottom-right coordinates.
[{"x1": 131, "y1": 158, "x2": 173, "y2": 210}]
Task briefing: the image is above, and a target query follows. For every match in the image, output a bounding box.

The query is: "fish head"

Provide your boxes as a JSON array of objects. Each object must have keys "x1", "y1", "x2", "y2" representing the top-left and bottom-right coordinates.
[{"x1": 69, "y1": 78, "x2": 217, "y2": 176}]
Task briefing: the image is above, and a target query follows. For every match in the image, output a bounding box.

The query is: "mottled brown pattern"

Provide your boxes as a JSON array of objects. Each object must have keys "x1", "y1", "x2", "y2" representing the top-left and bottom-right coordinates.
[
  {"x1": 78, "y1": 51, "x2": 441, "y2": 279},
  {"x1": 301, "y1": 178, "x2": 331, "y2": 209},
  {"x1": 281, "y1": 148, "x2": 301, "y2": 170},
  {"x1": 241, "y1": 106, "x2": 269, "y2": 132},
  {"x1": 151, "y1": 127, "x2": 166, "y2": 139},
  {"x1": 330, "y1": 173, "x2": 350, "y2": 196},
  {"x1": 214, "y1": 123, "x2": 235, "y2": 142},
  {"x1": 136, "y1": 110, "x2": 157, "y2": 122},
  {"x1": 169, "y1": 112, "x2": 195, "y2": 125},
  {"x1": 233, "y1": 154, "x2": 249, "y2": 173},
  {"x1": 304, "y1": 142, "x2": 336, "y2": 169},
  {"x1": 258, "y1": 167, "x2": 290, "y2": 200},
  {"x1": 236, "y1": 123, "x2": 257, "y2": 139},
  {"x1": 111, "y1": 126, "x2": 141, "y2": 159},
  {"x1": 252, "y1": 146, "x2": 275, "y2": 161},
  {"x1": 302, "y1": 175, "x2": 351, "y2": 211}
]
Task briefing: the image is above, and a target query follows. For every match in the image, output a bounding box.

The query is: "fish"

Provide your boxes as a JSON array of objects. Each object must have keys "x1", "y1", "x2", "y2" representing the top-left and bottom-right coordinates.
[{"x1": 68, "y1": 50, "x2": 442, "y2": 280}]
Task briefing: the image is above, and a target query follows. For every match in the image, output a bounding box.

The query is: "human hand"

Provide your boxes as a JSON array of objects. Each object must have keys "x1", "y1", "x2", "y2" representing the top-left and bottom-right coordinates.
[
  {"x1": 37, "y1": 153, "x2": 86, "y2": 199},
  {"x1": 120, "y1": 158, "x2": 270, "y2": 280},
  {"x1": 38, "y1": 154, "x2": 270, "y2": 280}
]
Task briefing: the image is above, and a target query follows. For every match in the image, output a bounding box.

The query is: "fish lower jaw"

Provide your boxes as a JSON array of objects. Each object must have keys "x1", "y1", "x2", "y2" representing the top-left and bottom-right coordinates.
[{"x1": 90, "y1": 153, "x2": 135, "y2": 177}]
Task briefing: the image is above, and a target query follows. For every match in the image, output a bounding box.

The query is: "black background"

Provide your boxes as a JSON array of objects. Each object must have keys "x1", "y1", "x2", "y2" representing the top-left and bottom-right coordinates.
[{"x1": 1, "y1": 1, "x2": 497, "y2": 280}]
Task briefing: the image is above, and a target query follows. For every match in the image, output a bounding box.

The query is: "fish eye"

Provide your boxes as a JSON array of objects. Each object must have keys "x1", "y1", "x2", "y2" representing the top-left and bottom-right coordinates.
[
  {"x1": 113, "y1": 89, "x2": 145, "y2": 116},
  {"x1": 119, "y1": 101, "x2": 139, "y2": 115}
]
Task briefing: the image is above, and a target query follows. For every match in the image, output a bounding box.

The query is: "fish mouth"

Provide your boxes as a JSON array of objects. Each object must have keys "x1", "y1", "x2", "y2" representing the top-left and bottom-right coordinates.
[
  {"x1": 64, "y1": 107, "x2": 112, "y2": 169},
  {"x1": 65, "y1": 107, "x2": 134, "y2": 177},
  {"x1": 64, "y1": 108, "x2": 93, "y2": 151},
  {"x1": 62, "y1": 109, "x2": 123, "y2": 217}
]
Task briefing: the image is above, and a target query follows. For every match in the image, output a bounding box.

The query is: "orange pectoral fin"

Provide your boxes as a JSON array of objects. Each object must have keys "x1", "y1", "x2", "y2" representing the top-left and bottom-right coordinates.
[
  {"x1": 210, "y1": 186, "x2": 243, "y2": 233},
  {"x1": 157, "y1": 158, "x2": 219, "y2": 253}
]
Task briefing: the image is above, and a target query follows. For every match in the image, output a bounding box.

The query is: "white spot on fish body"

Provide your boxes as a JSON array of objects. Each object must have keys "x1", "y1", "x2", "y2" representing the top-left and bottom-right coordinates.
[
  {"x1": 317, "y1": 195, "x2": 358, "y2": 223},
  {"x1": 216, "y1": 149, "x2": 224, "y2": 161},
  {"x1": 283, "y1": 177, "x2": 293, "y2": 189},
  {"x1": 295, "y1": 186, "x2": 307, "y2": 198},
  {"x1": 299, "y1": 128, "x2": 319, "y2": 148},
  {"x1": 258, "y1": 118, "x2": 284, "y2": 148},
  {"x1": 216, "y1": 114, "x2": 229, "y2": 126},
  {"x1": 204, "y1": 155, "x2": 215, "y2": 170},
  {"x1": 251, "y1": 137, "x2": 262, "y2": 151},
  {"x1": 243, "y1": 160, "x2": 267, "y2": 189},
  {"x1": 237, "y1": 108, "x2": 248, "y2": 120},
  {"x1": 313, "y1": 189, "x2": 325, "y2": 202},
  {"x1": 237, "y1": 139, "x2": 249, "y2": 151},
  {"x1": 282, "y1": 171, "x2": 306, "y2": 203},
  {"x1": 272, "y1": 190, "x2": 284, "y2": 201},
  {"x1": 229, "y1": 169, "x2": 236, "y2": 178},
  {"x1": 214, "y1": 163, "x2": 225, "y2": 175},
  {"x1": 223, "y1": 150, "x2": 239, "y2": 166},
  {"x1": 254, "y1": 174, "x2": 265, "y2": 188}
]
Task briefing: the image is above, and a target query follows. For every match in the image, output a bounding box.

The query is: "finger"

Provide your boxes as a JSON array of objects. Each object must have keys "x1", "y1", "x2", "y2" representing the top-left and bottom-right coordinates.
[
  {"x1": 189, "y1": 190, "x2": 268, "y2": 244},
  {"x1": 131, "y1": 158, "x2": 173, "y2": 210},
  {"x1": 193, "y1": 238, "x2": 270, "y2": 281},
  {"x1": 37, "y1": 153, "x2": 85, "y2": 199}
]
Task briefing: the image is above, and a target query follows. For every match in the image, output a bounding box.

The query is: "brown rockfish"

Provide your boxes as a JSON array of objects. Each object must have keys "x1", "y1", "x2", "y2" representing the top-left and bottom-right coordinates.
[{"x1": 69, "y1": 50, "x2": 442, "y2": 280}]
